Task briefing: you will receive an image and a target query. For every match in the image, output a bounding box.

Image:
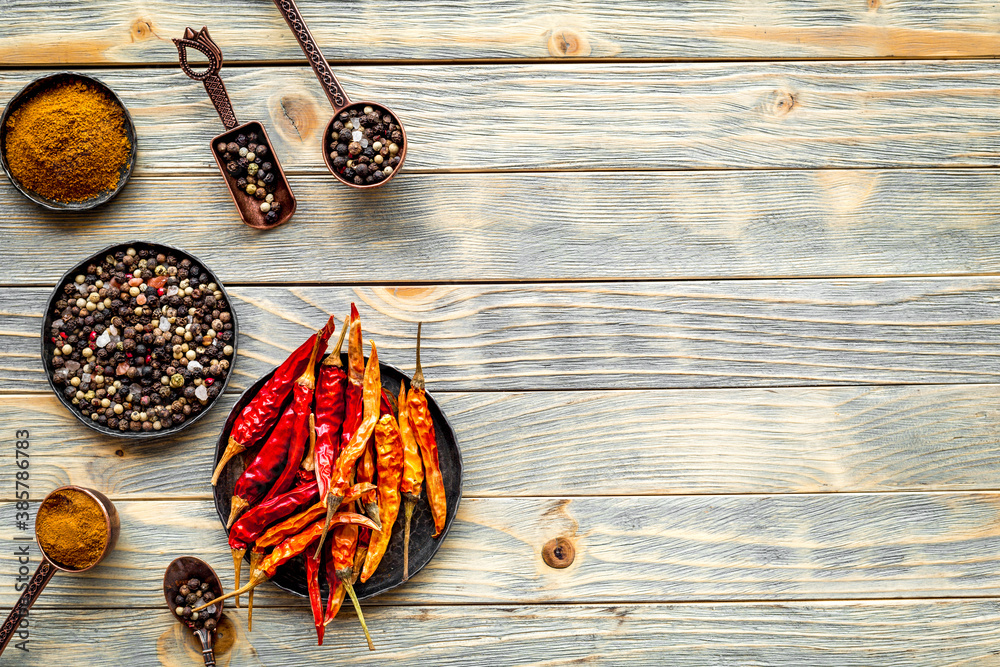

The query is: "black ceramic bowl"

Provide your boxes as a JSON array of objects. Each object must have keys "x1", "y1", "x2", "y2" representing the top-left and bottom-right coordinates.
[
  {"x1": 0, "y1": 71, "x2": 137, "y2": 210},
  {"x1": 41, "y1": 241, "x2": 239, "y2": 440},
  {"x1": 214, "y1": 355, "x2": 462, "y2": 600}
]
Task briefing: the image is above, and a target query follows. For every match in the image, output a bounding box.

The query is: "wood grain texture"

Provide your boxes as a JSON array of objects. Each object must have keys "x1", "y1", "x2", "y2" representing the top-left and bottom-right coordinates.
[
  {"x1": 13, "y1": 600, "x2": 1000, "y2": 666},
  {"x1": 3, "y1": 169, "x2": 1000, "y2": 284},
  {"x1": 4, "y1": 280, "x2": 1000, "y2": 393},
  {"x1": 3, "y1": 62, "x2": 1000, "y2": 174},
  {"x1": 4, "y1": 494, "x2": 1000, "y2": 607},
  {"x1": 3, "y1": 0, "x2": 1000, "y2": 65},
  {"x1": 6, "y1": 384, "x2": 1000, "y2": 499}
]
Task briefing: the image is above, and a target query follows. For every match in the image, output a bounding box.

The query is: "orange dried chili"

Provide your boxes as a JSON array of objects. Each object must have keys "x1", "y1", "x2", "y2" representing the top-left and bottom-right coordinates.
[
  {"x1": 361, "y1": 411, "x2": 404, "y2": 582},
  {"x1": 398, "y1": 380, "x2": 424, "y2": 579},
  {"x1": 408, "y1": 323, "x2": 447, "y2": 537}
]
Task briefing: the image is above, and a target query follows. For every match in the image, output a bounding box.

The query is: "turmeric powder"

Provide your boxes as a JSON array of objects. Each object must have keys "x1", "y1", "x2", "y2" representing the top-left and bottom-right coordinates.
[
  {"x1": 4, "y1": 78, "x2": 131, "y2": 203},
  {"x1": 35, "y1": 488, "x2": 107, "y2": 570}
]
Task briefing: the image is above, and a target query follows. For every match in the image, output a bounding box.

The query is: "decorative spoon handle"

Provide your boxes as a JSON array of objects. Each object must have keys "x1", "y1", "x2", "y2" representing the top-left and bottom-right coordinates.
[
  {"x1": 194, "y1": 627, "x2": 217, "y2": 667},
  {"x1": 271, "y1": 0, "x2": 352, "y2": 112},
  {"x1": 0, "y1": 560, "x2": 56, "y2": 656},
  {"x1": 173, "y1": 26, "x2": 240, "y2": 130}
]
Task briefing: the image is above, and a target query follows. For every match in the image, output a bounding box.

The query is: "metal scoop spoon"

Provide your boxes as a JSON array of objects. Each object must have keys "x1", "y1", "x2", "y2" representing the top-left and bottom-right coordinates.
[
  {"x1": 271, "y1": 0, "x2": 408, "y2": 189},
  {"x1": 164, "y1": 556, "x2": 226, "y2": 667},
  {"x1": 0, "y1": 486, "x2": 120, "y2": 656}
]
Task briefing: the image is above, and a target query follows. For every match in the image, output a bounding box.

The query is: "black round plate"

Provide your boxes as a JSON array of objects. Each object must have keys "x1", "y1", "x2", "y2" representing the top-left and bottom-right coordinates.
[
  {"x1": 0, "y1": 71, "x2": 137, "y2": 211},
  {"x1": 41, "y1": 240, "x2": 239, "y2": 440},
  {"x1": 213, "y1": 355, "x2": 462, "y2": 600}
]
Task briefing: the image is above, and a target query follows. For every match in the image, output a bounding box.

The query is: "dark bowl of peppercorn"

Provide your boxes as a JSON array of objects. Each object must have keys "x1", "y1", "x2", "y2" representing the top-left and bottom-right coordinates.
[
  {"x1": 324, "y1": 103, "x2": 406, "y2": 189},
  {"x1": 41, "y1": 241, "x2": 239, "y2": 439},
  {"x1": 0, "y1": 71, "x2": 137, "y2": 211}
]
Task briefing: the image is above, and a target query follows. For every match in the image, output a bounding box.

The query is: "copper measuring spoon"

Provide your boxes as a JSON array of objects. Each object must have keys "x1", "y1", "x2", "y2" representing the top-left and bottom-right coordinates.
[
  {"x1": 271, "y1": 0, "x2": 408, "y2": 189},
  {"x1": 174, "y1": 27, "x2": 297, "y2": 229},
  {"x1": 0, "y1": 486, "x2": 120, "y2": 656},
  {"x1": 164, "y1": 557, "x2": 226, "y2": 667}
]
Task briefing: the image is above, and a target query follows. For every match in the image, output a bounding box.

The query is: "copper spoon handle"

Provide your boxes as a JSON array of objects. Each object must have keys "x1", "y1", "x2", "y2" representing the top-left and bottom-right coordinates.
[
  {"x1": 194, "y1": 627, "x2": 216, "y2": 666},
  {"x1": 173, "y1": 26, "x2": 240, "y2": 130},
  {"x1": 0, "y1": 560, "x2": 56, "y2": 656},
  {"x1": 271, "y1": 0, "x2": 352, "y2": 112}
]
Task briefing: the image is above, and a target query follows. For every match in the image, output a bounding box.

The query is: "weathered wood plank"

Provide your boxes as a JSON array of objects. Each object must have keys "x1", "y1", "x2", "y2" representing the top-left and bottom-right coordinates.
[
  {"x1": 2, "y1": 62, "x2": 999, "y2": 173},
  {"x1": 4, "y1": 280, "x2": 1000, "y2": 393},
  {"x1": 6, "y1": 384, "x2": 1000, "y2": 499},
  {"x1": 4, "y1": 0, "x2": 1000, "y2": 65},
  {"x1": 3, "y1": 169, "x2": 1000, "y2": 284},
  {"x1": 3, "y1": 494, "x2": 1000, "y2": 607},
  {"x1": 14, "y1": 600, "x2": 1000, "y2": 666}
]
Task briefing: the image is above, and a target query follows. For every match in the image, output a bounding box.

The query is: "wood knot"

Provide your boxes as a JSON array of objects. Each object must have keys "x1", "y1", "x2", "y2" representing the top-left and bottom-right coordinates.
[
  {"x1": 131, "y1": 18, "x2": 154, "y2": 41},
  {"x1": 542, "y1": 537, "x2": 575, "y2": 568},
  {"x1": 867, "y1": 0, "x2": 881, "y2": 9},
  {"x1": 114, "y1": 449, "x2": 124, "y2": 457},
  {"x1": 771, "y1": 90, "x2": 797, "y2": 116},
  {"x1": 548, "y1": 29, "x2": 591, "y2": 57},
  {"x1": 272, "y1": 94, "x2": 319, "y2": 143}
]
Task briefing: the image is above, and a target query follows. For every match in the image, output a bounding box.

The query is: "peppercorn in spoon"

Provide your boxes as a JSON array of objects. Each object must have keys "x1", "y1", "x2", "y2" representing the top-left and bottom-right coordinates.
[
  {"x1": 271, "y1": 0, "x2": 408, "y2": 189},
  {"x1": 174, "y1": 27, "x2": 296, "y2": 229},
  {"x1": 164, "y1": 556, "x2": 226, "y2": 667}
]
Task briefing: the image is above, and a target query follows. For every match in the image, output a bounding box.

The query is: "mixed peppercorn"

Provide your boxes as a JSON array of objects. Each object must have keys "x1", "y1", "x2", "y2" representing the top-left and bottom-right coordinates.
[
  {"x1": 215, "y1": 131, "x2": 283, "y2": 225},
  {"x1": 47, "y1": 246, "x2": 235, "y2": 434},
  {"x1": 327, "y1": 105, "x2": 403, "y2": 186},
  {"x1": 168, "y1": 576, "x2": 220, "y2": 631},
  {"x1": 202, "y1": 305, "x2": 447, "y2": 651}
]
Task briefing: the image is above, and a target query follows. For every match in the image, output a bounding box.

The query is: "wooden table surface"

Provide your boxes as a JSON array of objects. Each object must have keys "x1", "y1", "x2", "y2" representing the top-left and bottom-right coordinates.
[{"x1": 3, "y1": 1, "x2": 1000, "y2": 664}]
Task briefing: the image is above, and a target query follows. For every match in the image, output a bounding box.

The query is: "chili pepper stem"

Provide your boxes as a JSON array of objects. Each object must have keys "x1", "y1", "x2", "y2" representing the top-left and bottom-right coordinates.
[
  {"x1": 227, "y1": 495, "x2": 250, "y2": 529},
  {"x1": 313, "y1": 492, "x2": 344, "y2": 558},
  {"x1": 297, "y1": 330, "x2": 323, "y2": 389},
  {"x1": 247, "y1": 550, "x2": 264, "y2": 632},
  {"x1": 231, "y1": 547, "x2": 246, "y2": 608},
  {"x1": 211, "y1": 436, "x2": 245, "y2": 486},
  {"x1": 301, "y1": 413, "x2": 317, "y2": 472},
  {"x1": 340, "y1": 576, "x2": 375, "y2": 651},
  {"x1": 402, "y1": 495, "x2": 417, "y2": 580},
  {"x1": 412, "y1": 322, "x2": 425, "y2": 390},
  {"x1": 194, "y1": 571, "x2": 267, "y2": 612},
  {"x1": 322, "y1": 316, "x2": 349, "y2": 368},
  {"x1": 364, "y1": 502, "x2": 382, "y2": 530}
]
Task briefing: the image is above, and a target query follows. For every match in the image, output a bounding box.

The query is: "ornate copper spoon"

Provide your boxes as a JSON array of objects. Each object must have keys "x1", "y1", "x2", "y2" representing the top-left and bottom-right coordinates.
[
  {"x1": 174, "y1": 27, "x2": 296, "y2": 229},
  {"x1": 0, "y1": 486, "x2": 120, "y2": 656},
  {"x1": 271, "y1": 0, "x2": 408, "y2": 189},
  {"x1": 164, "y1": 557, "x2": 226, "y2": 667}
]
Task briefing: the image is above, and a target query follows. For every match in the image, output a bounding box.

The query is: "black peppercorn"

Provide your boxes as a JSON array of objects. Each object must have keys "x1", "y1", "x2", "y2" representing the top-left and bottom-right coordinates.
[
  {"x1": 333, "y1": 156, "x2": 347, "y2": 170},
  {"x1": 256, "y1": 144, "x2": 269, "y2": 158},
  {"x1": 236, "y1": 134, "x2": 247, "y2": 146},
  {"x1": 226, "y1": 161, "x2": 239, "y2": 174}
]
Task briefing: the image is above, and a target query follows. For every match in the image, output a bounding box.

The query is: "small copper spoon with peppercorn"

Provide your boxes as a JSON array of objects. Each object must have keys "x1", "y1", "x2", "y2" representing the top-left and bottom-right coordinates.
[
  {"x1": 173, "y1": 26, "x2": 297, "y2": 229},
  {"x1": 271, "y1": 0, "x2": 408, "y2": 189},
  {"x1": 164, "y1": 556, "x2": 226, "y2": 667}
]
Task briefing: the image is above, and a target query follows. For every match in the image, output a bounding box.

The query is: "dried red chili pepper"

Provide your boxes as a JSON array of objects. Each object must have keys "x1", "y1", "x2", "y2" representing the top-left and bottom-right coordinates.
[
  {"x1": 226, "y1": 400, "x2": 297, "y2": 529},
  {"x1": 408, "y1": 323, "x2": 447, "y2": 537},
  {"x1": 225, "y1": 333, "x2": 324, "y2": 528},
  {"x1": 228, "y1": 477, "x2": 319, "y2": 607},
  {"x1": 331, "y1": 512, "x2": 376, "y2": 651},
  {"x1": 315, "y1": 317, "x2": 349, "y2": 511},
  {"x1": 212, "y1": 315, "x2": 337, "y2": 485},
  {"x1": 361, "y1": 411, "x2": 404, "y2": 582},
  {"x1": 341, "y1": 304, "x2": 364, "y2": 436},
  {"x1": 307, "y1": 543, "x2": 325, "y2": 646},
  {"x1": 315, "y1": 341, "x2": 382, "y2": 557},
  {"x1": 397, "y1": 380, "x2": 424, "y2": 579},
  {"x1": 259, "y1": 333, "x2": 323, "y2": 507}
]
